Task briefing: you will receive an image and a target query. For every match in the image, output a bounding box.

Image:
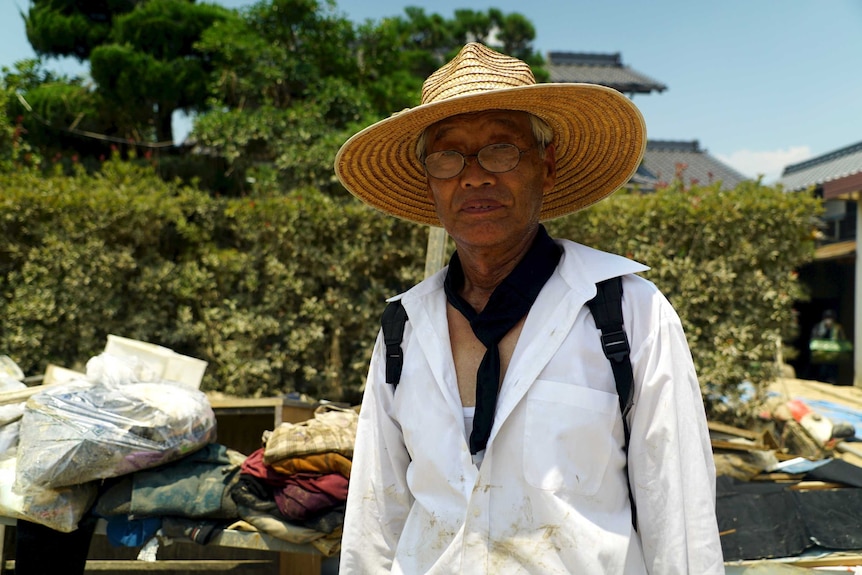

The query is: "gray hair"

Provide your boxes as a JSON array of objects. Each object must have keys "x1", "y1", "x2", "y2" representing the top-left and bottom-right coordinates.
[{"x1": 415, "y1": 113, "x2": 554, "y2": 163}]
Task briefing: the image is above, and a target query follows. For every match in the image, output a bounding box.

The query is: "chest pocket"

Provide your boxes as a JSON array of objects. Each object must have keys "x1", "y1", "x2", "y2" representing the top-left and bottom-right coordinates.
[{"x1": 523, "y1": 379, "x2": 618, "y2": 495}]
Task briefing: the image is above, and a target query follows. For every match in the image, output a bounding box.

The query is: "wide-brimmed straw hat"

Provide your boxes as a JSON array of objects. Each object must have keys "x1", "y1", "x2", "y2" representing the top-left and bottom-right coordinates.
[{"x1": 335, "y1": 42, "x2": 646, "y2": 227}]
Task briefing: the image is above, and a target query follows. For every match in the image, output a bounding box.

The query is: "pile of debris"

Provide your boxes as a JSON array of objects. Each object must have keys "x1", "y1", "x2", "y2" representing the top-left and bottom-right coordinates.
[{"x1": 715, "y1": 378, "x2": 862, "y2": 571}]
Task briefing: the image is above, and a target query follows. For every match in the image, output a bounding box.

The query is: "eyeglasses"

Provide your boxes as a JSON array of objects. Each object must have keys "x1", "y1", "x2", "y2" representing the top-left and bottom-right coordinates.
[{"x1": 423, "y1": 143, "x2": 533, "y2": 180}]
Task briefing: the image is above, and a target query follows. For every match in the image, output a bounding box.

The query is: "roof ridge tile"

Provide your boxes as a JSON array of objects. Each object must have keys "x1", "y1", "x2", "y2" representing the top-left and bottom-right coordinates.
[{"x1": 783, "y1": 140, "x2": 862, "y2": 176}]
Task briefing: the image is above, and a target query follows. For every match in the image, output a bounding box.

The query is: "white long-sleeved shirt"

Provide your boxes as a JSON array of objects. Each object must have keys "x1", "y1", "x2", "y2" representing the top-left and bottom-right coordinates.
[{"x1": 340, "y1": 240, "x2": 724, "y2": 574}]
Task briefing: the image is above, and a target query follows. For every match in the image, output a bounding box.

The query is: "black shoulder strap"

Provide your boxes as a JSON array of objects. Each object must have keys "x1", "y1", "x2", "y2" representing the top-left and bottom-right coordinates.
[
  {"x1": 381, "y1": 300, "x2": 408, "y2": 389},
  {"x1": 587, "y1": 275, "x2": 637, "y2": 529},
  {"x1": 586, "y1": 276, "x2": 634, "y2": 418}
]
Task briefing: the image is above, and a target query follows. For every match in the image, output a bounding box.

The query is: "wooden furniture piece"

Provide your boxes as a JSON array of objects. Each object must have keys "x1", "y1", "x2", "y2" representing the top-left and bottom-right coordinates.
[{"x1": 0, "y1": 515, "x2": 323, "y2": 574}]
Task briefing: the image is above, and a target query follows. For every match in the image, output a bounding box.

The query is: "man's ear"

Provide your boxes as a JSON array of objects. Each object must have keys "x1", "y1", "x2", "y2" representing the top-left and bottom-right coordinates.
[{"x1": 426, "y1": 180, "x2": 436, "y2": 201}]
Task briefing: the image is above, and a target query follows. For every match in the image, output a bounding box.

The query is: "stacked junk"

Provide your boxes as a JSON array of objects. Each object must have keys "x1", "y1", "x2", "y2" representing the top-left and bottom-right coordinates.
[
  {"x1": 717, "y1": 377, "x2": 862, "y2": 572},
  {"x1": 0, "y1": 337, "x2": 354, "y2": 567}
]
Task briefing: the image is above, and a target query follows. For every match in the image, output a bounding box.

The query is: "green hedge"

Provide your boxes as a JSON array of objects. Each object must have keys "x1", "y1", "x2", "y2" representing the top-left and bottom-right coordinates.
[
  {"x1": 0, "y1": 161, "x2": 424, "y2": 404},
  {"x1": 547, "y1": 181, "x2": 820, "y2": 421},
  {"x1": 1, "y1": 163, "x2": 819, "y2": 419}
]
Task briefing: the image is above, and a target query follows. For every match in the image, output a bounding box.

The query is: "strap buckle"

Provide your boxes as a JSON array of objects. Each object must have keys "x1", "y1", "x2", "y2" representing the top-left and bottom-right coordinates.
[{"x1": 600, "y1": 329, "x2": 630, "y2": 363}]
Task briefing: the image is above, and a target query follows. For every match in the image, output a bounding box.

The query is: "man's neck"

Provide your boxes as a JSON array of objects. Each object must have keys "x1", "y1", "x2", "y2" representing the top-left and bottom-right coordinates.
[{"x1": 454, "y1": 229, "x2": 539, "y2": 313}]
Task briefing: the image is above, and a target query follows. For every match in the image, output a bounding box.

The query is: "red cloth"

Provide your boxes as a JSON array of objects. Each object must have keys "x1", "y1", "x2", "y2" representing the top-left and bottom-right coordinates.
[
  {"x1": 241, "y1": 448, "x2": 288, "y2": 486},
  {"x1": 242, "y1": 448, "x2": 350, "y2": 521},
  {"x1": 274, "y1": 473, "x2": 349, "y2": 521}
]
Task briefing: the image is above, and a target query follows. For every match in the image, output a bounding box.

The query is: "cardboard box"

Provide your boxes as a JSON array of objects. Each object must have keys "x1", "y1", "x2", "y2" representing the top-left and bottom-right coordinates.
[{"x1": 104, "y1": 335, "x2": 208, "y2": 389}]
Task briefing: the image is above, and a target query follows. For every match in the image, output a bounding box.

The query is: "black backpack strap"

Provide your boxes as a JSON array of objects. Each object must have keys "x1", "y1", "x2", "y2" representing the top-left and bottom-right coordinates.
[
  {"x1": 587, "y1": 276, "x2": 638, "y2": 529},
  {"x1": 381, "y1": 300, "x2": 408, "y2": 389},
  {"x1": 587, "y1": 277, "x2": 634, "y2": 418}
]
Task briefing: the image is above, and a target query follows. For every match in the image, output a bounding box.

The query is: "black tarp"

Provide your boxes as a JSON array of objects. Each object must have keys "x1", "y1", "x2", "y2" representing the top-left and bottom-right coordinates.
[
  {"x1": 717, "y1": 478, "x2": 809, "y2": 561},
  {"x1": 717, "y1": 468, "x2": 862, "y2": 561}
]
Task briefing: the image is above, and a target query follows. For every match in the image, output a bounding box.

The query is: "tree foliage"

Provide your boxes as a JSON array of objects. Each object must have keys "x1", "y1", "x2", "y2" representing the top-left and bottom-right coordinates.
[
  {"x1": 9, "y1": 1, "x2": 545, "y2": 190},
  {"x1": 3, "y1": 60, "x2": 108, "y2": 169},
  {"x1": 23, "y1": 0, "x2": 232, "y2": 144},
  {"x1": 90, "y1": 0, "x2": 233, "y2": 141},
  {"x1": 190, "y1": 1, "x2": 546, "y2": 196},
  {"x1": 0, "y1": 84, "x2": 19, "y2": 171},
  {"x1": 191, "y1": 0, "x2": 371, "y2": 195},
  {"x1": 25, "y1": 0, "x2": 141, "y2": 61},
  {"x1": 0, "y1": 62, "x2": 45, "y2": 171}
]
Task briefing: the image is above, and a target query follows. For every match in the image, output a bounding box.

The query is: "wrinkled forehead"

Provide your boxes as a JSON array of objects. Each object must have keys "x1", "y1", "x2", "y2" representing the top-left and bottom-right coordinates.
[{"x1": 426, "y1": 109, "x2": 532, "y2": 142}]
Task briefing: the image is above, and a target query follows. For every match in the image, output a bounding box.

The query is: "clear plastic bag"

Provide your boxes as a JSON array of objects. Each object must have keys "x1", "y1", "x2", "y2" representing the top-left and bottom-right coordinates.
[
  {"x1": 18, "y1": 480, "x2": 99, "y2": 533},
  {"x1": 16, "y1": 374, "x2": 217, "y2": 490}
]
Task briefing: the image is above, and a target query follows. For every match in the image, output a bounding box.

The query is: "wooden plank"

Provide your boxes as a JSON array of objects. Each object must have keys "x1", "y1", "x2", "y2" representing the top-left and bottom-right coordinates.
[
  {"x1": 424, "y1": 227, "x2": 448, "y2": 279},
  {"x1": 4, "y1": 559, "x2": 272, "y2": 571},
  {"x1": 788, "y1": 481, "x2": 846, "y2": 490},
  {"x1": 208, "y1": 397, "x2": 285, "y2": 410},
  {"x1": 749, "y1": 473, "x2": 804, "y2": 483},
  {"x1": 279, "y1": 552, "x2": 321, "y2": 575},
  {"x1": 837, "y1": 441, "x2": 862, "y2": 460},
  {"x1": 770, "y1": 378, "x2": 862, "y2": 411},
  {"x1": 710, "y1": 440, "x2": 797, "y2": 461},
  {"x1": 711, "y1": 439, "x2": 762, "y2": 453},
  {"x1": 209, "y1": 529, "x2": 321, "y2": 556},
  {"x1": 791, "y1": 553, "x2": 862, "y2": 568},
  {"x1": 708, "y1": 422, "x2": 781, "y2": 451},
  {"x1": 708, "y1": 421, "x2": 761, "y2": 441},
  {"x1": 0, "y1": 364, "x2": 86, "y2": 407},
  {"x1": 0, "y1": 517, "x2": 321, "y2": 557},
  {"x1": 0, "y1": 387, "x2": 42, "y2": 407}
]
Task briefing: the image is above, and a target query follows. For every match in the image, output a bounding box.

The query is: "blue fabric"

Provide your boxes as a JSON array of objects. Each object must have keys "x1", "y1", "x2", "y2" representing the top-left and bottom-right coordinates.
[
  {"x1": 770, "y1": 457, "x2": 831, "y2": 474},
  {"x1": 105, "y1": 516, "x2": 162, "y2": 547},
  {"x1": 798, "y1": 397, "x2": 862, "y2": 439},
  {"x1": 131, "y1": 443, "x2": 239, "y2": 518}
]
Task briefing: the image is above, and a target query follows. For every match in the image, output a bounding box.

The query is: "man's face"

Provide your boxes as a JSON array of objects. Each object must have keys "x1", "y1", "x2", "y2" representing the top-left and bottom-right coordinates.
[{"x1": 424, "y1": 110, "x2": 556, "y2": 252}]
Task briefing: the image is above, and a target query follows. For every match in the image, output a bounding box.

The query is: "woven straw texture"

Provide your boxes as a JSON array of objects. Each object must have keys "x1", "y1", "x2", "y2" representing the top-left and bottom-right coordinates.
[{"x1": 335, "y1": 43, "x2": 646, "y2": 227}]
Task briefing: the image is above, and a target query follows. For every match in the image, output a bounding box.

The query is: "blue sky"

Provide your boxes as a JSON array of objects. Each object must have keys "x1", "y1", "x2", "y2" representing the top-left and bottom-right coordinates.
[{"x1": 3, "y1": 0, "x2": 861, "y2": 183}]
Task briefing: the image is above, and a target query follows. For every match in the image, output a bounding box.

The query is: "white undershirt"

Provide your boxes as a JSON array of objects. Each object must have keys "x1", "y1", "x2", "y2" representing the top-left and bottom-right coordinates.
[
  {"x1": 462, "y1": 406, "x2": 485, "y2": 467},
  {"x1": 462, "y1": 406, "x2": 475, "y2": 440}
]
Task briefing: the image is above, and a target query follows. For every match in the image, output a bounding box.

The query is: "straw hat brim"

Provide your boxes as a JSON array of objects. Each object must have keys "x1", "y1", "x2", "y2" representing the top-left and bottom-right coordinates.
[{"x1": 335, "y1": 82, "x2": 646, "y2": 227}]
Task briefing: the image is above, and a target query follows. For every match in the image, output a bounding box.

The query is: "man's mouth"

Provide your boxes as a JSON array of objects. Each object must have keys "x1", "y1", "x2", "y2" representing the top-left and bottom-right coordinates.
[{"x1": 462, "y1": 200, "x2": 501, "y2": 213}]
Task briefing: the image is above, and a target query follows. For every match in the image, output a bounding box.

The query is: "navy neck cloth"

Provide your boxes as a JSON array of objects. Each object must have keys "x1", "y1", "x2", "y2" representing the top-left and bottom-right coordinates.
[{"x1": 444, "y1": 224, "x2": 561, "y2": 455}]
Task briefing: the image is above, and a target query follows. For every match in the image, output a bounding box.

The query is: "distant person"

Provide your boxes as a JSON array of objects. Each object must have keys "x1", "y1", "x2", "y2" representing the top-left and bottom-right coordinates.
[
  {"x1": 810, "y1": 309, "x2": 848, "y2": 384},
  {"x1": 335, "y1": 43, "x2": 723, "y2": 573}
]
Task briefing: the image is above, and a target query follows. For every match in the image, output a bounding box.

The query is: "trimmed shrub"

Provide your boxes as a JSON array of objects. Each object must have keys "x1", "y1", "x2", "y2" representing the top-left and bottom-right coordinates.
[
  {"x1": 0, "y1": 161, "x2": 424, "y2": 402},
  {"x1": 1, "y1": 166, "x2": 819, "y2": 416},
  {"x1": 548, "y1": 181, "x2": 820, "y2": 423}
]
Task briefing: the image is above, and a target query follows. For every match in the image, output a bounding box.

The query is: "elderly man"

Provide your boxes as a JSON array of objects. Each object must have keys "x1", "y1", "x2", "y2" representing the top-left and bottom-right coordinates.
[{"x1": 334, "y1": 43, "x2": 723, "y2": 574}]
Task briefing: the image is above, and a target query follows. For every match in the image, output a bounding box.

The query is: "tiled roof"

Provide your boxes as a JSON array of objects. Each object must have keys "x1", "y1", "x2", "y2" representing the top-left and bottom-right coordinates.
[
  {"x1": 778, "y1": 141, "x2": 862, "y2": 192},
  {"x1": 636, "y1": 140, "x2": 749, "y2": 190},
  {"x1": 547, "y1": 52, "x2": 667, "y2": 95},
  {"x1": 627, "y1": 163, "x2": 658, "y2": 188}
]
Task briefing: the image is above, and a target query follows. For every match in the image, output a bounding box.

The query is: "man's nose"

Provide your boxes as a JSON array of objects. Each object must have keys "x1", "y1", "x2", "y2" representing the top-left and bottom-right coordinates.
[{"x1": 460, "y1": 155, "x2": 494, "y2": 186}]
